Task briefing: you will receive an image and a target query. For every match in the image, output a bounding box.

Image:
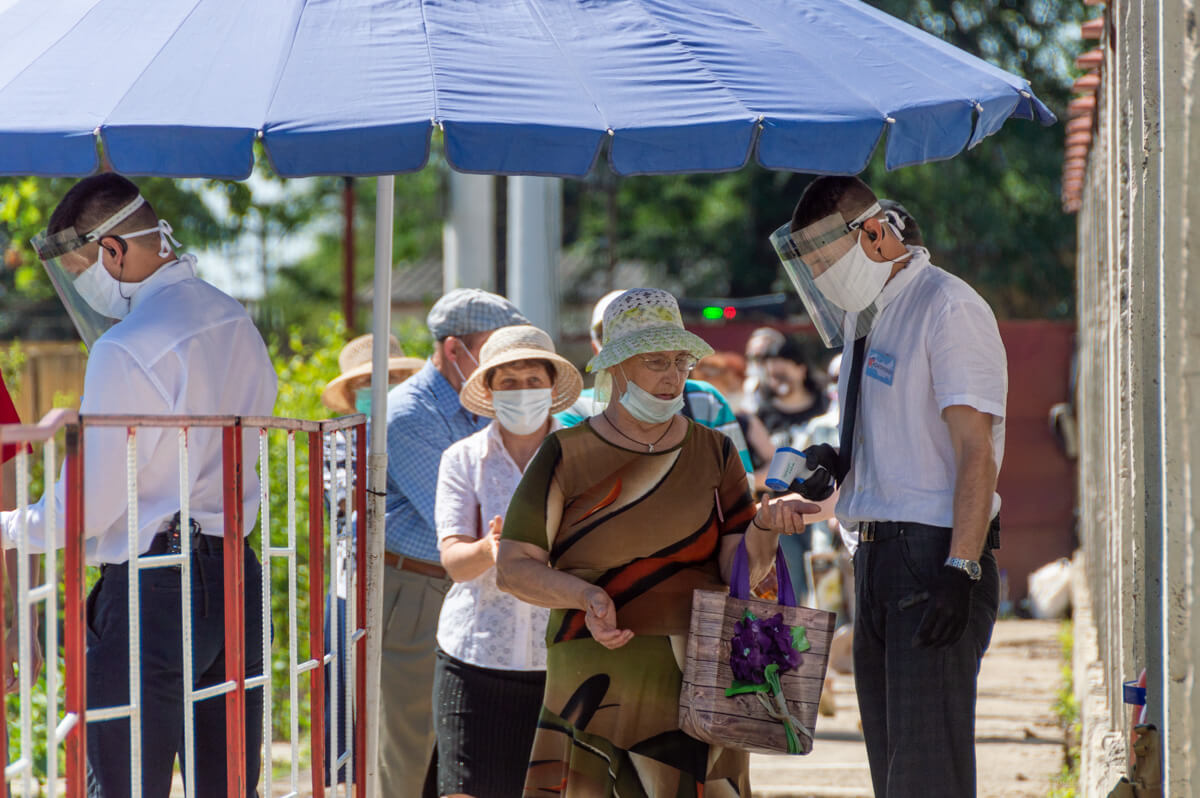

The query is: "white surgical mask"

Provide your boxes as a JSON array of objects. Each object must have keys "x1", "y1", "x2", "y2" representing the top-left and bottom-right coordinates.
[
  {"x1": 492, "y1": 388, "x2": 553, "y2": 435},
  {"x1": 811, "y1": 229, "x2": 900, "y2": 312},
  {"x1": 618, "y1": 368, "x2": 685, "y2": 424},
  {"x1": 72, "y1": 248, "x2": 143, "y2": 320}
]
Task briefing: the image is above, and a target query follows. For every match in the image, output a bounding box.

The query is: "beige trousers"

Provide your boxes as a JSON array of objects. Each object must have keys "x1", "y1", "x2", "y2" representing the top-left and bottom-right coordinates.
[{"x1": 378, "y1": 563, "x2": 451, "y2": 797}]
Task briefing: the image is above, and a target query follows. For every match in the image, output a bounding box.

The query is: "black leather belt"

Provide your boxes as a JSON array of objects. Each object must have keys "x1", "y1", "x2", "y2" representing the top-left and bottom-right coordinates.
[{"x1": 859, "y1": 515, "x2": 1000, "y2": 549}]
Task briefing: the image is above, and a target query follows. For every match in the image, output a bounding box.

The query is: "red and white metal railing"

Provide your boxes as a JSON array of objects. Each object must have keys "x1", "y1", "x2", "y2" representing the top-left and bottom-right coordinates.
[
  {"x1": 0, "y1": 409, "x2": 83, "y2": 798},
  {"x1": 0, "y1": 411, "x2": 368, "y2": 798}
]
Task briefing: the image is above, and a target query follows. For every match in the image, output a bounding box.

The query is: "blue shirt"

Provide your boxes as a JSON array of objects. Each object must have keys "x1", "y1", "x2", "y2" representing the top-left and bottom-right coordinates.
[{"x1": 385, "y1": 361, "x2": 487, "y2": 561}]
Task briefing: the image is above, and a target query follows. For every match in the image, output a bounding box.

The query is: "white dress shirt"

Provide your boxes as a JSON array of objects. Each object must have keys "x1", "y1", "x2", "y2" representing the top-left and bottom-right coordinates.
[
  {"x1": 2, "y1": 256, "x2": 277, "y2": 564},
  {"x1": 434, "y1": 420, "x2": 554, "y2": 671},
  {"x1": 835, "y1": 248, "x2": 1007, "y2": 548}
]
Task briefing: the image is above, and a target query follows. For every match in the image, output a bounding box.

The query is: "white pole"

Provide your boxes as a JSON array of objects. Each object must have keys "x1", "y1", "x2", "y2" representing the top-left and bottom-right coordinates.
[
  {"x1": 506, "y1": 176, "x2": 562, "y2": 338},
  {"x1": 443, "y1": 172, "x2": 496, "y2": 291},
  {"x1": 364, "y1": 174, "x2": 394, "y2": 798}
]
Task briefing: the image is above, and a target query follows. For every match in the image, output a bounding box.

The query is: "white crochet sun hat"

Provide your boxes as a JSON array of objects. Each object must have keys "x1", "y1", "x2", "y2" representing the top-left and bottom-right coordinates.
[{"x1": 585, "y1": 288, "x2": 713, "y2": 400}]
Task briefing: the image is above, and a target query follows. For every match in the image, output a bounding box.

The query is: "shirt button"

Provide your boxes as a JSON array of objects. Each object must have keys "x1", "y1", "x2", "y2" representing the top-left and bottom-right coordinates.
[{"x1": 856, "y1": 485, "x2": 864, "y2": 493}]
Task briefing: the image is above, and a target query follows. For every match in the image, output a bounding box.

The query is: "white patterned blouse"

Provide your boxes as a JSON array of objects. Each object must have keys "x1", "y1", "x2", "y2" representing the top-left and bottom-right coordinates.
[{"x1": 434, "y1": 420, "x2": 555, "y2": 671}]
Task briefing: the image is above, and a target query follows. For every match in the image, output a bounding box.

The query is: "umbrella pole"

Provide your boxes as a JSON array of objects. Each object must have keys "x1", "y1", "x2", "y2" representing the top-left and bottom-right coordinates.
[{"x1": 365, "y1": 174, "x2": 394, "y2": 798}]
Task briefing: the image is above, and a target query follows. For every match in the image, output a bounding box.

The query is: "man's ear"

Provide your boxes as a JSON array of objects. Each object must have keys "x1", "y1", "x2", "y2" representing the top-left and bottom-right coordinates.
[
  {"x1": 97, "y1": 236, "x2": 125, "y2": 271},
  {"x1": 859, "y1": 217, "x2": 883, "y2": 246}
]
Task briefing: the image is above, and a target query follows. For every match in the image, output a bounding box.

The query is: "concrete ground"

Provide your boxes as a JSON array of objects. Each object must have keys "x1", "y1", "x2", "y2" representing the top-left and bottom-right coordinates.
[
  {"x1": 749, "y1": 618, "x2": 1067, "y2": 798},
  {"x1": 159, "y1": 618, "x2": 1066, "y2": 797}
]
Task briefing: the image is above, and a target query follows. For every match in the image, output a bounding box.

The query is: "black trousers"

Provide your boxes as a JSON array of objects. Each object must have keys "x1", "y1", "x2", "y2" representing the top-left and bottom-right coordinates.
[
  {"x1": 86, "y1": 541, "x2": 265, "y2": 798},
  {"x1": 852, "y1": 522, "x2": 999, "y2": 798}
]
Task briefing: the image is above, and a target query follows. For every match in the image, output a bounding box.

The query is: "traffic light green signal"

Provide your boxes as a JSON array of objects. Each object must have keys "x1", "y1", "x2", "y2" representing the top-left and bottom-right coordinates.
[{"x1": 701, "y1": 305, "x2": 737, "y2": 320}]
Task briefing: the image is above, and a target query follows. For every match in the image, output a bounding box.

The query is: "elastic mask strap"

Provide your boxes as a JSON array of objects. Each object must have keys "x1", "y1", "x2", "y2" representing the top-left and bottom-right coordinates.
[{"x1": 122, "y1": 220, "x2": 181, "y2": 258}]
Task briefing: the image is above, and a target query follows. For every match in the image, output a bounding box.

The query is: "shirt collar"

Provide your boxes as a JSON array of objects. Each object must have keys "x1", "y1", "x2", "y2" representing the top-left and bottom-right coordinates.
[
  {"x1": 874, "y1": 246, "x2": 930, "y2": 312},
  {"x1": 129, "y1": 254, "x2": 198, "y2": 311},
  {"x1": 482, "y1": 417, "x2": 562, "y2": 462}
]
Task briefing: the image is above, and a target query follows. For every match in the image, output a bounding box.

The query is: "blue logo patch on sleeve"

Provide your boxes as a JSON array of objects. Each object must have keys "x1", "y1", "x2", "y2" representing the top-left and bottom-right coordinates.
[{"x1": 864, "y1": 350, "x2": 895, "y2": 385}]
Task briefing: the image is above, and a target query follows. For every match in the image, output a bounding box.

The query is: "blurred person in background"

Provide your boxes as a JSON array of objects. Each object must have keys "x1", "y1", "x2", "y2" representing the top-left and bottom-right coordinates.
[
  {"x1": 741, "y1": 326, "x2": 785, "y2": 415},
  {"x1": 319, "y1": 333, "x2": 422, "y2": 784},
  {"x1": 696, "y1": 351, "x2": 775, "y2": 477}
]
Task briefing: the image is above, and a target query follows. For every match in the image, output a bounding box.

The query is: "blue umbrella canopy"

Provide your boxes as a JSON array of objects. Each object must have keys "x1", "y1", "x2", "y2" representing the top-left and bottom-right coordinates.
[{"x1": 0, "y1": 0, "x2": 1054, "y2": 180}]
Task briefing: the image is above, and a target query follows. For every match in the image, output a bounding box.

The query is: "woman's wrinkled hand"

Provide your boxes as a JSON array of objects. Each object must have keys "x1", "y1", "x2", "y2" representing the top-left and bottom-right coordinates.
[
  {"x1": 754, "y1": 494, "x2": 821, "y2": 536},
  {"x1": 582, "y1": 586, "x2": 633, "y2": 649}
]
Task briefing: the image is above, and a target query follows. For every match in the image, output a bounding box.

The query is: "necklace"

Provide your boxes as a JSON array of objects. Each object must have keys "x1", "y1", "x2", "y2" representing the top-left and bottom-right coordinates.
[{"x1": 603, "y1": 412, "x2": 674, "y2": 452}]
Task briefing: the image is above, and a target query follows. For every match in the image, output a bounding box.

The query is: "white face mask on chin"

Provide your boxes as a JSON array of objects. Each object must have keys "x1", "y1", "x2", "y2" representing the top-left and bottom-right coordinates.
[
  {"x1": 491, "y1": 388, "x2": 553, "y2": 435},
  {"x1": 618, "y1": 367, "x2": 685, "y2": 424},
  {"x1": 813, "y1": 224, "x2": 908, "y2": 312}
]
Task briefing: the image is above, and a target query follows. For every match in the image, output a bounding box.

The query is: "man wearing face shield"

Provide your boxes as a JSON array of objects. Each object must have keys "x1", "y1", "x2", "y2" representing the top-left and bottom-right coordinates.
[
  {"x1": 771, "y1": 176, "x2": 1006, "y2": 798},
  {"x1": 5, "y1": 173, "x2": 277, "y2": 796}
]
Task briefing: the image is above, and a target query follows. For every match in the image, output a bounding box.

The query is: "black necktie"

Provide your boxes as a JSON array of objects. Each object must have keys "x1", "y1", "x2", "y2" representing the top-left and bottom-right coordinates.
[{"x1": 837, "y1": 335, "x2": 868, "y2": 483}]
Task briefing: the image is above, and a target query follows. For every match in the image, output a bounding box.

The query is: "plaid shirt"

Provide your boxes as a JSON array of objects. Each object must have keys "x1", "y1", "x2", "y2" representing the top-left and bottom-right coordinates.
[{"x1": 385, "y1": 361, "x2": 487, "y2": 561}]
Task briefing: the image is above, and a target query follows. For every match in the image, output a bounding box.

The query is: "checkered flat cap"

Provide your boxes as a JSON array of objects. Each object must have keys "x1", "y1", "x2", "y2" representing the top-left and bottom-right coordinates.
[{"x1": 426, "y1": 288, "x2": 528, "y2": 339}]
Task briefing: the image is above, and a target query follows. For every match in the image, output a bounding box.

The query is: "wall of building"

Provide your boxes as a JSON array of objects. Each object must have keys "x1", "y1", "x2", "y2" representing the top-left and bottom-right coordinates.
[{"x1": 1073, "y1": 1, "x2": 1200, "y2": 793}]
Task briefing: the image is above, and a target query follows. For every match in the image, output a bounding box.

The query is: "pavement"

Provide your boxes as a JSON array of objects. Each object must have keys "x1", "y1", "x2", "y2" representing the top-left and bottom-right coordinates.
[
  {"x1": 749, "y1": 618, "x2": 1067, "y2": 798},
  {"x1": 166, "y1": 619, "x2": 1066, "y2": 798}
]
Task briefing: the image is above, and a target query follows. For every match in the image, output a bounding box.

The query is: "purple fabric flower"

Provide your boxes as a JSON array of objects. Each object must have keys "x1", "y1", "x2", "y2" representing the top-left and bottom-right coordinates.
[{"x1": 729, "y1": 611, "x2": 807, "y2": 685}]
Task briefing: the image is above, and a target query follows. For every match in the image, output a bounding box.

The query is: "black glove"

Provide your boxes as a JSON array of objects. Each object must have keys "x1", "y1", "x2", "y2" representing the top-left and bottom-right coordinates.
[
  {"x1": 792, "y1": 443, "x2": 837, "y2": 501},
  {"x1": 912, "y1": 566, "x2": 974, "y2": 647}
]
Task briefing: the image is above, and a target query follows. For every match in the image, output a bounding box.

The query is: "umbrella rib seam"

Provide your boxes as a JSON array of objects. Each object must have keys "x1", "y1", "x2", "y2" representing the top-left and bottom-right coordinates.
[
  {"x1": 625, "y1": 0, "x2": 757, "y2": 123},
  {"x1": 520, "y1": 0, "x2": 609, "y2": 131},
  {"x1": 261, "y1": 0, "x2": 316, "y2": 136},
  {"x1": 418, "y1": 0, "x2": 441, "y2": 124}
]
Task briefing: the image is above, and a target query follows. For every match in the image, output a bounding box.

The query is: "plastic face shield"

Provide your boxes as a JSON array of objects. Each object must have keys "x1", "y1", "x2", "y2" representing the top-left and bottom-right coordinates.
[
  {"x1": 770, "y1": 203, "x2": 881, "y2": 349},
  {"x1": 32, "y1": 229, "x2": 119, "y2": 349},
  {"x1": 31, "y1": 194, "x2": 148, "y2": 348}
]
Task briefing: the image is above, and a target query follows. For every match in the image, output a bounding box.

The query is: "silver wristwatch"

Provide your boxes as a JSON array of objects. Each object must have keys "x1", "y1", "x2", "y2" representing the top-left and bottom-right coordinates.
[{"x1": 944, "y1": 556, "x2": 982, "y2": 581}]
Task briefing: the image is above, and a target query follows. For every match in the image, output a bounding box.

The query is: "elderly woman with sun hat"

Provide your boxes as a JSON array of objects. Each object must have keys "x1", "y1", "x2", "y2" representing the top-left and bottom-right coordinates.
[
  {"x1": 497, "y1": 289, "x2": 814, "y2": 797},
  {"x1": 431, "y1": 324, "x2": 583, "y2": 798}
]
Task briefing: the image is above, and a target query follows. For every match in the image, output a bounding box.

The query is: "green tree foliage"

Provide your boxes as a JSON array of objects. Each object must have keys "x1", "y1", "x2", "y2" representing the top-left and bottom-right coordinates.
[
  {"x1": 253, "y1": 147, "x2": 446, "y2": 340},
  {"x1": 566, "y1": 0, "x2": 1086, "y2": 319}
]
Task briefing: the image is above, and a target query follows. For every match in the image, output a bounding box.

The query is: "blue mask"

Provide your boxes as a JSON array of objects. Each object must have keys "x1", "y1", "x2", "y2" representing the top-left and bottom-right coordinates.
[{"x1": 355, "y1": 388, "x2": 372, "y2": 415}]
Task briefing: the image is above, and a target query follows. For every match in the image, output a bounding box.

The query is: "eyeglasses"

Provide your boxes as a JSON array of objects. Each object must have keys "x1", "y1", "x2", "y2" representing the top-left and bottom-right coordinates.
[{"x1": 638, "y1": 354, "x2": 698, "y2": 373}]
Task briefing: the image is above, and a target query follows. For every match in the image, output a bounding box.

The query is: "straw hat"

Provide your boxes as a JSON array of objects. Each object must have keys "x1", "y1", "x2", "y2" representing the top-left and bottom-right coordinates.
[
  {"x1": 321, "y1": 334, "x2": 425, "y2": 414},
  {"x1": 459, "y1": 325, "x2": 583, "y2": 418}
]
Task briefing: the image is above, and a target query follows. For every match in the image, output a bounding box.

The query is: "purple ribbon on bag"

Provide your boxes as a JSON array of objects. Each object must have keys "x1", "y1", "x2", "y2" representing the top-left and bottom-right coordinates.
[{"x1": 729, "y1": 537, "x2": 797, "y2": 606}]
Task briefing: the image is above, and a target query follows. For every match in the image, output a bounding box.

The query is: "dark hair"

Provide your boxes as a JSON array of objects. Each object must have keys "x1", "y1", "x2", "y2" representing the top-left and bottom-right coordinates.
[
  {"x1": 47, "y1": 173, "x2": 159, "y2": 244},
  {"x1": 878, "y1": 199, "x2": 925, "y2": 247},
  {"x1": 484, "y1": 358, "x2": 555, "y2": 389},
  {"x1": 764, "y1": 335, "x2": 823, "y2": 395},
  {"x1": 790, "y1": 175, "x2": 878, "y2": 233}
]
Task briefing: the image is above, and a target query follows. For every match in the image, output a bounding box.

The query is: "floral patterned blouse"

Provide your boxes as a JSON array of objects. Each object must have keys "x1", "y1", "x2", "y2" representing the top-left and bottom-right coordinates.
[{"x1": 434, "y1": 420, "x2": 555, "y2": 670}]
